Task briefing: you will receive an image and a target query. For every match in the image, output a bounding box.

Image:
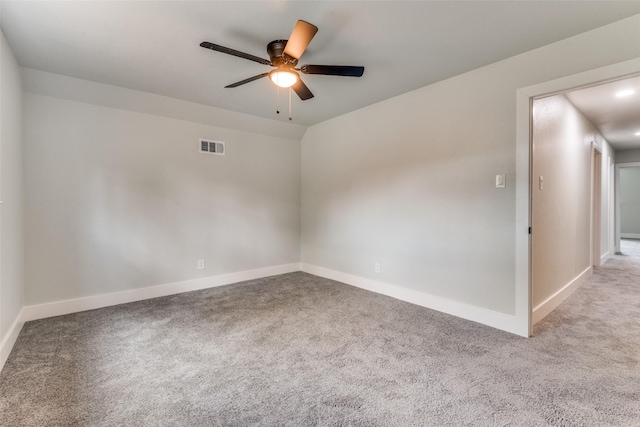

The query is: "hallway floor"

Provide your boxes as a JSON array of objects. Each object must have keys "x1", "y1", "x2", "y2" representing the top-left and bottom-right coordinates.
[{"x1": 620, "y1": 238, "x2": 640, "y2": 257}]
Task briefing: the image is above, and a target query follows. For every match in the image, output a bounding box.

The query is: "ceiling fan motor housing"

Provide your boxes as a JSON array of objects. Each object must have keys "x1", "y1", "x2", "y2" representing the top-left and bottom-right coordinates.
[{"x1": 267, "y1": 40, "x2": 298, "y2": 67}]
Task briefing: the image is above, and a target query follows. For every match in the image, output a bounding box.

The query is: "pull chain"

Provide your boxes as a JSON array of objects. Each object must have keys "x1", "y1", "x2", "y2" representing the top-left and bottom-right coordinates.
[
  {"x1": 288, "y1": 87, "x2": 292, "y2": 121},
  {"x1": 276, "y1": 85, "x2": 280, "y2": 115}
]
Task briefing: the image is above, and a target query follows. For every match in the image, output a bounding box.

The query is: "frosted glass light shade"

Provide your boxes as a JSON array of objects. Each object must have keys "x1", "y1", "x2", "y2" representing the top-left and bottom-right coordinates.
[{"x1": 270, "y1": 69, "x2": 298, "y2": 88}]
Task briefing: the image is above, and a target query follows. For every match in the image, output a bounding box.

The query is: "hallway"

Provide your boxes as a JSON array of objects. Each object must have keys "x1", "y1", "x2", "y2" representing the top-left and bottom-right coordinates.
[
  {"x1": 528, "y1": 239, "x2": 640, "y2": 424},
  {"x1": 533, "y1": 239, "x2": 640, "y2": 343}
]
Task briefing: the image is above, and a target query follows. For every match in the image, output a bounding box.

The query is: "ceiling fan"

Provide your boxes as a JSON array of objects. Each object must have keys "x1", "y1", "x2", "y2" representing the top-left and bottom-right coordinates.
[{"x1": 200, "y1": 20, "x2": 365, "y2": 101}]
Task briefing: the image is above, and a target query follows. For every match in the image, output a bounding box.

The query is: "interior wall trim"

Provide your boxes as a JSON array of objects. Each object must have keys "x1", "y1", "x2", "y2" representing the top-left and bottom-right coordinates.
[
  {"x1": 20, "y1": 263, "x2": 301, "y2": 323},
  {"x1": 300, "y1": 263, "x2": 524, "y2": 337},
  {"x1": 532, "y1": 266, "x2": 592, "y2": 325},
  {"x1": 0, "y1": 308, "x2": 25, "y2": 372},
  {"x1": 620, "y1": 233, "x2": 640, "y2": 239}
]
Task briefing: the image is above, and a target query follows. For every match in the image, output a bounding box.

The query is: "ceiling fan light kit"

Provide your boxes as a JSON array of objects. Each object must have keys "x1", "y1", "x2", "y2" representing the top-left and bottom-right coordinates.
[
  {"x1": 200, "y1": 20, "x2": 364, "y2": 120},
  {"x1": 269, "y1": 69, "x2": 298, "y2": 88}
]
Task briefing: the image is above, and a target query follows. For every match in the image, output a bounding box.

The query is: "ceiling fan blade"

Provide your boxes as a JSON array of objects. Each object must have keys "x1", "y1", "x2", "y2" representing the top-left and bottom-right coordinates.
[
  {"x1": 300, "y1": 65, "x2": 365, "y2": 77},
  {"x1": 200, "y1": 42, "x2": 271, "y2": 66},
  {"x1": 292, "y1": 78, "x2": 314, "y2": 100},
  {"x1": 283, "y1": 20, "x2": 318, "y2": 60},
  {"x1": 225, "y1": 73, "x2": 269, "y2": 88}
]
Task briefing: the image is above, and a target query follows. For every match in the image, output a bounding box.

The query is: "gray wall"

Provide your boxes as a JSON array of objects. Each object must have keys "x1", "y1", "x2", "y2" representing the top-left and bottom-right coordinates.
[
  {"x1": 8, "y1": 13, "x2": 640, "y2": 333},
  {"x1": 24, "y1": 90, "x2": 301, "y2": 305},
  {"x1": 615, "y1": 149, "x2": 640, "y2": 164},
  {"x1": 0, "y1": 30, "x2": 24, "y2": 339},
  {"x1": 620, "y1": 167, "x2": 640, "y2": 237},
  {"x1": 300, "y1": 14, "x2": 640, "y2": 316},
  {"x1": 531, "y1": 95, "x2": 612, "y2": 309}
]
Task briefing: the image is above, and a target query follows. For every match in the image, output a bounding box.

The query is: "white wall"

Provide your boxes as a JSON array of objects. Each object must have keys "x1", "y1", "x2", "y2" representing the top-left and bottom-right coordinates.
[
  {"x1": 300, "y1": 14, "x2": 640, "y2": 328},
  {"x1": 0, "y1": 29, "x2": 24, "y2": 358},
  {"x1": 531, "y1": 95, "x2": 612, "y2": 313},
  {"x1": 23, "y1": 87, "x2": 301, "y2": 305},
  {"x1": 21, "y1": 69, "x2": 307, "y2": 142},
  {"x1": 620, "y1": 167, "x2": 640, "y2": 237}
]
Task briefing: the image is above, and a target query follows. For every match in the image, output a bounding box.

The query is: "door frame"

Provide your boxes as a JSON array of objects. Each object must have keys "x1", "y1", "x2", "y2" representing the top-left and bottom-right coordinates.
[
  {"x1": 592, "y1": 147, "x2": 602, "y2": 268},
  {"x1": 515, "y1": 57, "x2": 640, "y2": 337},
  {"x1": 609, "y1": 158, "x2": 615, "y2": 260},
  {"x1": 615, "y1": 162, "x2": 640, "y2": 253}
]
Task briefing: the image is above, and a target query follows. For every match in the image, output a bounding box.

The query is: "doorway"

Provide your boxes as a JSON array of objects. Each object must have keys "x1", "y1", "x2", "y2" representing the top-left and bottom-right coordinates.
[
  {"x1": 516, "y1": 57, "x2": 640, "y2": 336},
  {"x1": 615, "y1": 162, "x2": 640, "y2": 253},
  {"x1": 529, "y1": 94, "x2": 603, "y2": 325}
]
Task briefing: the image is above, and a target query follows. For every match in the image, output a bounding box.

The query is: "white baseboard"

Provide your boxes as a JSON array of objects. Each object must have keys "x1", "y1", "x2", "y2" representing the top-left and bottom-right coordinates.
[
  {"x1": 620, "y1": 233, "x2": 640, "y2": 239},
  {"x1": 4, "y1": 262, "x2": 527, "y2": 372},
  {"x1": 532, "y1": 266, "x2": 591, "y2": 325},
  {"x1": 0, "y1": 308, "x2": 25, "y2": 371},
  {"x1": 300, "y1": 263, "x2": 523, "y2": 336},
  {"x1": 21, "y1": 263, "x2": 301, "y2": 322},
  {"x1": 600, "y1": 251, "x2": 610, "y2": 264}
]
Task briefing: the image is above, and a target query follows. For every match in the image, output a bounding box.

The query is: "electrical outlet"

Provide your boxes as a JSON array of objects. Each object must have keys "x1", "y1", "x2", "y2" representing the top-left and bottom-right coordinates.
[
  {"x1": 197, "y1": 259, "x2": 205, "y2": 270},
  {"x1": 375, "y1": 262, "x2": 381, "y2": 273}
]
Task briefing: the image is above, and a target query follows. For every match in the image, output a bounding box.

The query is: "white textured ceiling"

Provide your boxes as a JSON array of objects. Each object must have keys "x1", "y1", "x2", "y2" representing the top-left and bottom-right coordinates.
[
  {"x1": 566, "y1": 75, "x2": 640, "y2": 151},
  {"x1": 2, "y1": 1, "x2": 640, "y2": 126}
]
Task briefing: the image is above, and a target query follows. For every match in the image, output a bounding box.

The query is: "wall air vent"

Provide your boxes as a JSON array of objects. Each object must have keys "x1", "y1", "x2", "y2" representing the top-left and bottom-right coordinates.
[{"x1": 199, "y1": 139, "x2": 225, "y2": 156}]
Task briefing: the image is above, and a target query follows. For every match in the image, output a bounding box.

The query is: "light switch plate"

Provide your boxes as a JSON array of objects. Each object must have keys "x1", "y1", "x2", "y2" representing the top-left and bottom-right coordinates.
[{"x1": 496, "y1": 174, "x2": 506, "y2": 189}]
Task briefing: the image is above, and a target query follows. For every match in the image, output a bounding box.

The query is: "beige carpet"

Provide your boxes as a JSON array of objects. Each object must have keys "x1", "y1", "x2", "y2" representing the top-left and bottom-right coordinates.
[{"x1": 1, "y1": 243, "x2": 639, "y2": 426}]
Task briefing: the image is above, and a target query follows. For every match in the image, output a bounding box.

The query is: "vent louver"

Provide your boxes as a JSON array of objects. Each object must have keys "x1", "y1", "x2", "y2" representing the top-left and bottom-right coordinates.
[{"x1": 199, "y1": 139, "x2": 225, "y2": 156}]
